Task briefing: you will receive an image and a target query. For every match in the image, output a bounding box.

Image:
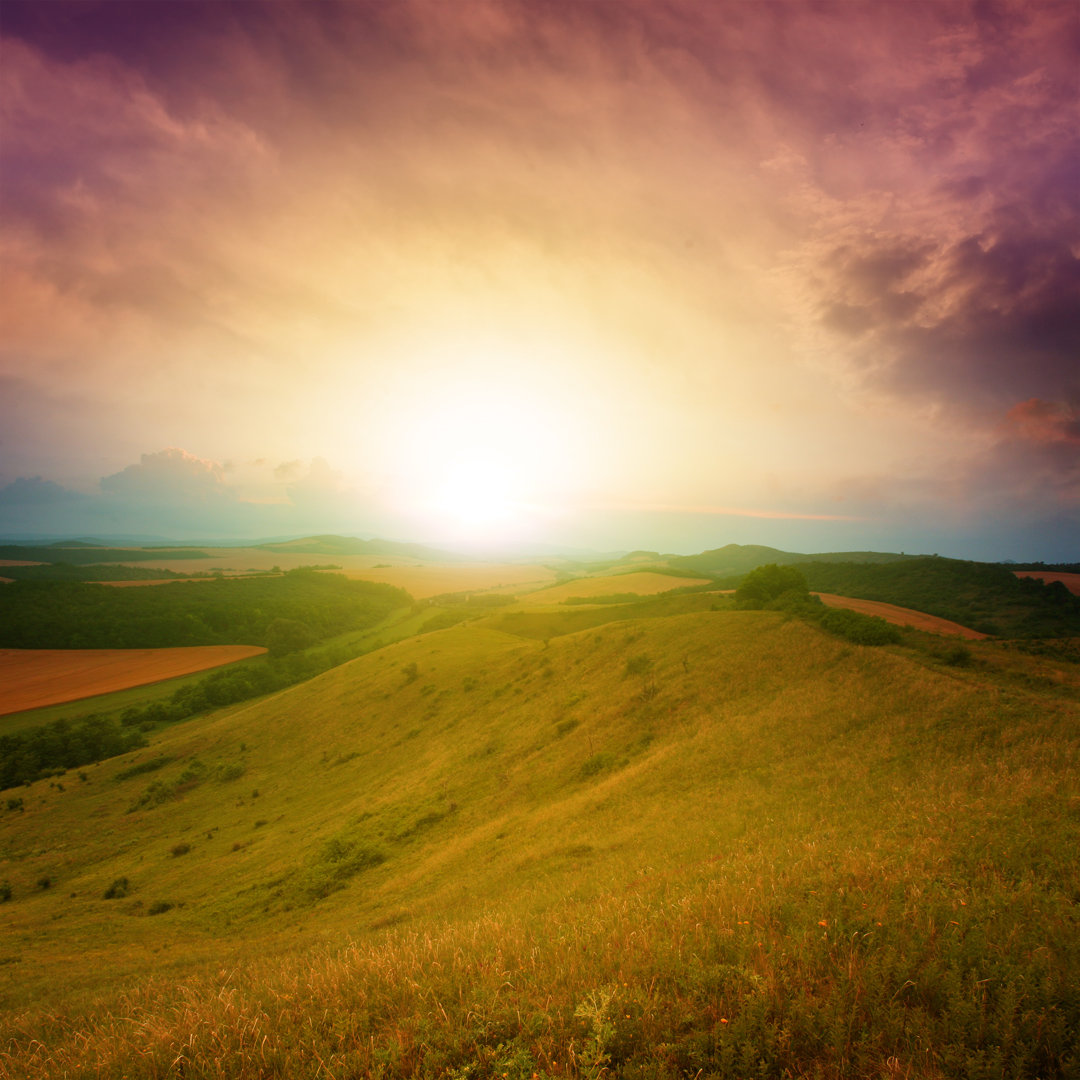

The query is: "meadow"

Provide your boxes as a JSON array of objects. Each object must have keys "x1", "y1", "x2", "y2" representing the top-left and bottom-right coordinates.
[{"x1": 1, "y1": 589, "x2": 1077, "y2": 1077}]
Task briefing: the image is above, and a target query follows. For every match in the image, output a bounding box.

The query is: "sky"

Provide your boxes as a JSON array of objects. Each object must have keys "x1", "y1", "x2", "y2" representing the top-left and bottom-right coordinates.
[{"x1": 1, "y1": 0, "x2": 1077, "y2": 560}]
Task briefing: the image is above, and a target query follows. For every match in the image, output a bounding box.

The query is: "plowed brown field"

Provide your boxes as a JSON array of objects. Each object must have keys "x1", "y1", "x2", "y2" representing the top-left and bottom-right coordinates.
[
  {"x1": 813, "y1": 593, "x2": 988, "y2": 639},
  {"x1": 0, "y1": 645, "x2": 268, "y2": 716},
  {"x1": 1014, "y1": 570, "x2": 1080, "y2": 595}
]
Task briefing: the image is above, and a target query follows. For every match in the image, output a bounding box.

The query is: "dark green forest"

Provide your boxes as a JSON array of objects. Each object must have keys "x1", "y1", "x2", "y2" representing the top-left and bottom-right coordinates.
[
  {"x1": 0, "y1": 572, "x2": 411, "y2": 789},
  {"x1": 797, "y1": 557, "x2": 1080, "y2": 637},
  {"x1": 0, "y1": 570, "x2": 409, "y2": 649}
]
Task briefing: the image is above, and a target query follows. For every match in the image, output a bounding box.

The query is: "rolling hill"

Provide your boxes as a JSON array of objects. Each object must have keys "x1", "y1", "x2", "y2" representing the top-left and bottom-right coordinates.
[
  {"x1": 668, "y1": 543, "x2": 915, "y2": 578},
  {"x1": 1, "y1": 598, "x2": 1077, "y2": 1077}
]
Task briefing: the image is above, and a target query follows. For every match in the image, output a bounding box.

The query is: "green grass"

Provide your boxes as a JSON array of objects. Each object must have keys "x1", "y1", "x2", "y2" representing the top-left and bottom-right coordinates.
[{"x1": 0, "y1": 607, "x2": 1077, "y2": 1077}]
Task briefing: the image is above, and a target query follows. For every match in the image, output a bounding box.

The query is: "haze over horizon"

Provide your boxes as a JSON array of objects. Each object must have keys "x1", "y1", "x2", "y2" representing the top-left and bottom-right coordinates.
[{"x1": 1, "y1": 1, "x2": 1077, "y2": 561}]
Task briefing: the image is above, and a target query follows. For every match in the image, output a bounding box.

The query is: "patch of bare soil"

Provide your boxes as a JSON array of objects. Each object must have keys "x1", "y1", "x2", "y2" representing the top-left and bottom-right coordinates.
[{"x1": 0, "y1": 645, "x2": 268, "y2": 716}]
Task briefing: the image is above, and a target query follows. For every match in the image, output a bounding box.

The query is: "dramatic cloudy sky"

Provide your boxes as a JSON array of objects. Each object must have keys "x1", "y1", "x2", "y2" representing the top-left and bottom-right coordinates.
[{"x1": 1, "y1": 0, "x2": 1077, "y2": 558}]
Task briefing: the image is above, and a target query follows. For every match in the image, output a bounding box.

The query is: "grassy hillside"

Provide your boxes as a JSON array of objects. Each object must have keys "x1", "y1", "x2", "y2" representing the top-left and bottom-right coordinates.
[{"x1": 1, "y1": 605, "x2": 1078, "y2": 1077}]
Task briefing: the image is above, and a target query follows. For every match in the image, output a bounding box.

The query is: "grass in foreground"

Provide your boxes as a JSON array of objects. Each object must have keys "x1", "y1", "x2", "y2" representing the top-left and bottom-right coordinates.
[{"x1": 0, "y1": 608, "x2": 1077, "y2": 1077}]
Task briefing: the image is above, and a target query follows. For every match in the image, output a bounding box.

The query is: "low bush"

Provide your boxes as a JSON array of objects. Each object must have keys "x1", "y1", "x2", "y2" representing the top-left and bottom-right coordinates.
[
  {"x1": 819, "y1": 607, "x2": 902, "y2": 645},
  {"x1": 103, "y1": 877, "x2": 129, "y2": 899}
]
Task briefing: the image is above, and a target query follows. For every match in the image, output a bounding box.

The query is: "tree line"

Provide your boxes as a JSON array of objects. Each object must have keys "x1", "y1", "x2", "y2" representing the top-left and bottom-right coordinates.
[{"x1": 0, "y1": 570, "x2": 410, "y2": 649}]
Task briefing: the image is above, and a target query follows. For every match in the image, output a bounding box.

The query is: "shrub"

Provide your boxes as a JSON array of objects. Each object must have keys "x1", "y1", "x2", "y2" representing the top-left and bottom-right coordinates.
[
  {"x1": 103, "y1": 877, "x2": 129, "y2": 899},
  {"x1": 940, "y1": 643, "x2": 973, "y2": 666},
  {"x1": 147, "y1": 901, "x2": 173, "y2": 915},
  {"x1": 6, "y1": 798, "x2": 23, "y2": 812},
  {"x1": 579, "y1": 751, "x2": 616, "y2": 779},
  {"x1": 114, "y1": 756, "x2": 174, "y2": 782},
  {"x1": 36, "y1": 876, "x2": 51, "y2": 890},
  {"x1": 819, "y1": 607, "x2": 902, "y2": 645},
  {"x1": 170, "y1": 843, "x2": 191, "y2": 857},
  {"x1": 0, "y1": 882, "x2": 11, "y2": 903},
  {"x1": 624, "y1": 655, "x2": 654, "y2": 678}
]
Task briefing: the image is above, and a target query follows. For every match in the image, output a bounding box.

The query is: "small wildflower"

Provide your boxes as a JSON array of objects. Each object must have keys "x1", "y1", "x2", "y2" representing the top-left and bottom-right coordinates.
[
  {"x1": 720, "y1": 1017, "x2": 729, "y2": 1023},
  {"x1": 818, "y1": 920, "x2": 828, "y2": 927}
]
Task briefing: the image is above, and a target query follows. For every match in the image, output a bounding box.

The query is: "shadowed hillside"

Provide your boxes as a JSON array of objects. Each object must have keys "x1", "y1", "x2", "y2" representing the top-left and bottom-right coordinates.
[{"x1": 1, "y1": 603, "x2": 1078, "y2": 1077}]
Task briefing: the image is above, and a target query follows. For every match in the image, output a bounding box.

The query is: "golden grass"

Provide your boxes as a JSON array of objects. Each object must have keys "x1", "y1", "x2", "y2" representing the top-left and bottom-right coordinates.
[
  {"x1": 519, "y1": 571, "x2": 710, "y2": 604},
  {"x1": 0, "y1": 646, "x2": 268, "y2": 716},
  {"x1": 1, "y1": 609, "x2": 1077, "y2": 1076},
  {"x1": 337, "y1": 563, "x2": 558, "y2": 599}
]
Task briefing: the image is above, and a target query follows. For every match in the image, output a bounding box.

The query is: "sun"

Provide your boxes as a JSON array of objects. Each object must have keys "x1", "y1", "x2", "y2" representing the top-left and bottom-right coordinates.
[
  {"x1": 433, "y1": 451, "x2": 516, "y2": 530},
  {"x1": 347, "y1": 321, "x2": 620, "y2": 542}
]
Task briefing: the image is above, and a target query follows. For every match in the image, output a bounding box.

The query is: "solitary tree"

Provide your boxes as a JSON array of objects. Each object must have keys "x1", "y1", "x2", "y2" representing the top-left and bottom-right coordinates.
[{"x1": 735, "y1": 563, "x2": 810, "y2": 608}]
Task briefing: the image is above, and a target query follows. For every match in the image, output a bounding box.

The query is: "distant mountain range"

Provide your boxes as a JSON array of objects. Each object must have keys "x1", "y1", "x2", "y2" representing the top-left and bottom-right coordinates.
[{"x1": 668, "y1": 543, "x2": 916, "y2": 578}]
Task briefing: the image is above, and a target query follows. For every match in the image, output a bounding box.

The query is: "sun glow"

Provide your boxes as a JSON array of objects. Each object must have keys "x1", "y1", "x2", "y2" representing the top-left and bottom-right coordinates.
[
  {"x1": 432, "y1": 450, "x2": 517, "y2": 530},
  {"x1": 362, "y1": 329, "x2": 606, "y2": 541}
]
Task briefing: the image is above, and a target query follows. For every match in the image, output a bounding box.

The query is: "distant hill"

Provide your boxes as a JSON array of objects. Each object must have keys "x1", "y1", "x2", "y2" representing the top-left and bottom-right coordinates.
[
  {"x1": 669, "y1": 542, "x2": 914, "y2": 578},
  {"x1": 256, "y1": 534, "x2": 467, "y2": 562},
  {"x1": 0, "y1": 544, "x2": 211, "y2": 565}
]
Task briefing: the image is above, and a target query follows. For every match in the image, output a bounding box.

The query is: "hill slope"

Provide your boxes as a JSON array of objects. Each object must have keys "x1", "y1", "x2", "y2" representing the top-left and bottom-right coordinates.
[
  {"x1": 1, "y1": 607, "x2": 1078, "y2": 1077},
  {"x1": 669, "y1": 543, "x2": 913, "y2": 578}
]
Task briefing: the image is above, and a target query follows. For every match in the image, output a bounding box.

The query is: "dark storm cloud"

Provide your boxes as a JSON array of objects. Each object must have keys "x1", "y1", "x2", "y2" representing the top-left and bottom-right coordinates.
[{"x1": 820, "y1": 222, "x2": 1080, "y2": 411}]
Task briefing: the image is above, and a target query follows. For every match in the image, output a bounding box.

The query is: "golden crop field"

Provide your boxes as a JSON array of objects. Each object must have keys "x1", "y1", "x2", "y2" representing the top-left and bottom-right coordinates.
[
  {"x1": 338, "y1": 562, "x2": 558, "y2": 598},
  {"x1": 0, "y1": 646, "x2": 268, "y2": 716},
  {"x1": 519, "y1": 570, "x2": 711, "y2": 604}
]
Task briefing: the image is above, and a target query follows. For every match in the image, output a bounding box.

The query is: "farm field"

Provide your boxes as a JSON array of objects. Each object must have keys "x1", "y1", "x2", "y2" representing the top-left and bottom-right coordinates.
[
  {"x1": 100, "y1": 547, "x2": 558, "y2": 599},
  {"x1": 0, "y1": 645, "x2": 267, "y2": 717},
  {"x1": 1015, "y1": 570, "x2": 1080, "y2": 595},
  {"x1": 337, "y1": 561, "x2": 557, "y2": 598},
  {"x1": 519, "y1": 569, "x2": 710, "y2": 604},
  {"x1": 813, "y1": 592, "x2": 989, "y2": 638}
]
